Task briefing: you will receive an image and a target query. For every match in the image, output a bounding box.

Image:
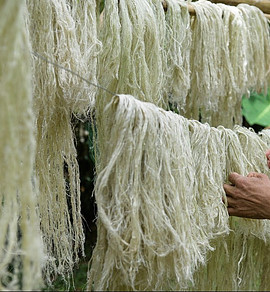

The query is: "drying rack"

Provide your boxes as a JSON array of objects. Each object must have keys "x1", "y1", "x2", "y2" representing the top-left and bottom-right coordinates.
[{"x1": 162, "y1": 0, "x2": 270, "y2": 20}]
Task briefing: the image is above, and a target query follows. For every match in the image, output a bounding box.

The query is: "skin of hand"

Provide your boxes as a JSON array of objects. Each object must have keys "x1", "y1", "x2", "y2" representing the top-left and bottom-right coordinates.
[
  {"x1": 223, "y1": 172, "x2": 270, "y2": 219},
  {"x1": 266, "y1": 149, "x2": 270, "y2": 168}
]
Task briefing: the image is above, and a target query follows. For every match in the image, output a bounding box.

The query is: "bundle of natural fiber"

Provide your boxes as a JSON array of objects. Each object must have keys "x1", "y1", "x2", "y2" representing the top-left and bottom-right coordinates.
[
  {"x1": 187, "y1": 0, "x2": 270, "y2": 128},
  {"x1": 0, "y1": 1, "x2": 43, "y2": 290},
  {"x1": 192, "y1": 232, "x2": 270, "y2": 291},
  {"x1": 88, "y1": 94, "x2": 270, "y2": 291},
  {"x1": 210, "y1": 3, "x2": 247, "y2": 127},
  {"x1": 163, "y1": 0, "x2": 191, "y2": 112},
  {"x1": 187, "y1": 0, "x2": 229, "y2": 125},
  {"x1": 191, "y1": 126, "x2": 270, "y2": 291},
  {"x1": 97, "y1": 0, "x2": 166, "y2": 107},
  {"x1": 26, "y1": 0, "x2": 99, "y2": 282},
  {"x1": 237, "y1": 4, "x2": 270, "y2": 94},
  {"x1": 89, "y1": 94, "x2": 226, "y2": 291},
  {"x1": 27, "y1": 0, "x2": 99, "y2": 115}
]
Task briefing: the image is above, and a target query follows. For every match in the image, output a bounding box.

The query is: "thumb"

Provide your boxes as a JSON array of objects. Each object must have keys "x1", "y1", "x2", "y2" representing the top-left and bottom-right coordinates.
[
  {"x1": 266, "y1": 149, "x2": 270, "y2": 159},
  {"x1": 228, "y1": 172, "x2": 243, "y2": 186}
]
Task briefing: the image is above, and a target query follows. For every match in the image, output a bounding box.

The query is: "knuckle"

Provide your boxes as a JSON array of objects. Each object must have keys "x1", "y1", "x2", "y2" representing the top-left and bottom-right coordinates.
[{"x1": 236, "y1": 177, "x2": 245, "y2": 188}]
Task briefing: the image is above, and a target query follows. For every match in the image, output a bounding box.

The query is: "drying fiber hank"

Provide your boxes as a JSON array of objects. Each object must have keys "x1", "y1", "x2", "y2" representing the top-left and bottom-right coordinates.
[
  {"x1": 89, "y1": 94, "x2": 270, "y2": 291},
  {"x1": 188, "y1": 0, "x2": 229, "y2": 124},
  {"x1": 88, "y1": 94, "x2": 230, "y2": 291},
  {"x1": 163, "y1": 0, "x2": 191, "y2": 112},
  {"x1": 97, "y1": 0, "x2": 166, "y2": 108},
  {"x1": 26, "y1": 0, "x2": 100, "y2": 282},
  {"x1": 0, "y1": 0, "x2": 43, "y2": 290}
]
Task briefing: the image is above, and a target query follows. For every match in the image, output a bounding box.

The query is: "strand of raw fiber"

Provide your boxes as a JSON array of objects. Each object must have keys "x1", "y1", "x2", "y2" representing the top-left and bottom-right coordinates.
[
  {"x1": 88, "y1": 94, "x2": 231, "y2": 291},
  {"x1": 31, "y1": 51, "x2": 115, "y2": 97},
  {"x1": 190, "y1": 126, "x2": 270, "y2": 291},
  {"x1": 238, "y1": 4, "x2": 270, "y2": 94},
  {"x1": 27, "y1": 0, "x2": 99, "y2": 116},
  {"x1": 26, "y1": 0, "x2": 97, "y2": 283},
  {"x1": 187, "y1": 0, "x2": 230, "y2": 125},
  {"x1": 211, "y1": 3, "x2": 270, "y2": 127},
  {"x1": 0, "y1": 0, "x2": 43, "y2": 290},
  {"x1": 89, "y1": 94, "x2": 270, "y2": 291},
  {"x1": 163, "y1": 0, "x2": 191, "y2": 113},
  {"x1": 210, "y1": 4, "x2": 248, "y2": 128},
  {"x1": 191, "y1": 232, "x2": 270, "y2": 291},
  {"x1": 68, "y1": 0, "x2": 102, "y2": 113},
  {"x1": 97, "y1": 0, "x2": 167, "y2": 109}
]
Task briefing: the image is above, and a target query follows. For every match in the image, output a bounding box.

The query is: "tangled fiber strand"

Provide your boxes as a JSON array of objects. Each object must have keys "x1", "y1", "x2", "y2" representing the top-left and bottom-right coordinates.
[
  {"x1": 28, "y1": 0, "x2": 99, "y2": 115},
  {"x1": 163, "y1": 0, "x2": 191, "y2": 112},
  {"x1": 210, "y1": 4, "x2": 248, "y2": 127},
  {"x1": 187, "y1": 0, "x2": 228, "y2": 124},
  {"x1": 186, "y1": 1, "x2": 270, "y2": 128},
  {"x1": 238, "y1": 4, "x2": 270, "y2": 94},
  {"x1": 26, "y1": 0, "x2": 100, "y2": 282},
  {"x1": 0, "y1": 1, "x2": 43, "y2": 290},
  {"x1": 192, "y1": 126, "x2": 270, "y2": 291},
  {"x1": 69, "y1": 0, "x2": 101, "y2": 113},
  {"x1": 192, "y1": 233, "x2": 270, "y2": 291},
  {"x1": 88, "y1": 94, "x2": 229, "y2": 291},
  {"x1": 217, "y1": 3, "x2": 270, "y2": 127},
  {"x1": 188, "y1": 121, "x2": 229, "y2": 238},
  {"x1": 97, "y1": 0, "x2": 166, "y2": 108},
  {"x1": 89, "y1": 94, "x2": 270, "y2": 291}
]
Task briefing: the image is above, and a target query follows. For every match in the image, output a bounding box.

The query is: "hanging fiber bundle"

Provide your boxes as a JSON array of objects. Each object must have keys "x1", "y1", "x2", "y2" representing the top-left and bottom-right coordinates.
[
  {"x1": 27, "y1": 0, "x2": 99, "y2": 115},
  {"x1": 88, "y1": 94, "x2": 229, "y2": 291},
  {"x1": 89, "y1": 94, "x2": 270, "y2": 291},
  {"x1": 0, "y1": 1, "x2": 43, "y2": 290},
  {"x1": 163, "y1": 0, "x2": 191, "y2": 112},
  {"x1": 186, "y1": 1, "x2": 270, "y2": 128},
  {"x1": 210, "y1": 3, "x2": 248, "y2": 127},
  {"x1": 237, "y1": 4, "x2": 270, "y2": 94},
  {"x1": 187, "y1": 0, "x2": 229, "y2": 125},
  {"x1": 192, "y1": 126, "x2": 270, "y2": 291},
  {"x1": 26, "y1": 0, "x2": 99, "y2": 282},
  {"x1": 97, "y1": 0, "x2": 167, "y2": 108}
]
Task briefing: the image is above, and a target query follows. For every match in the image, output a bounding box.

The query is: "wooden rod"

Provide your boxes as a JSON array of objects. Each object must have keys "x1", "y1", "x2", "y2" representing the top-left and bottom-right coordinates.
[
  {"x1": 162, "y1": 0, "x2": 270, "y2": 20},
  {"x1": 162, "y1": 1, "x2": 196, "y2": 16},
  {"x1": 209, "y1": 0, "x2": 270, "y2": 14}
]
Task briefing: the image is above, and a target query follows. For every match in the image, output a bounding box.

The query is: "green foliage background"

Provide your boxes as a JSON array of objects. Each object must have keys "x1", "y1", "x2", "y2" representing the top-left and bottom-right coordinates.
[{"x1": 242, "y1": 88, "x2": 270, "y2": 127}]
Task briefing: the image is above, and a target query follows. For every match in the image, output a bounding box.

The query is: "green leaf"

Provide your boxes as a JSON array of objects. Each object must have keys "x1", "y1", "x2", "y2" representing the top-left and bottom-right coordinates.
[{"x1": 242, "y1": 89, "x2": 270, "y2": 127}]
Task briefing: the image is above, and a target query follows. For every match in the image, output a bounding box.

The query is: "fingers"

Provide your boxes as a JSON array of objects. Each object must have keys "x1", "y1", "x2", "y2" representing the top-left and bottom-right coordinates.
[
  {"x1": 226, "y1": 196, "x2": 236, "y2": 208},
  {"x1": 223, "y1": 183, "x2": 236, "y2": 197},
  {"x1": 266, "y1": 149, "x2": 270, "y2": 169},
  {"x1": 265, "y1": 149, "x2": 270, "y2": 159},
  {"x1": 247, "y1": 172, "x2": 269, "y2": 181},
  {"x1": 247, "y1": 172, "x2": 264, "y2": 178},
  {"x1": 227, "y1": 207, "x2": 242, "y2": 217},
  {"x1": 227, "y1": 172, "x2": 245, "y2": 186}
]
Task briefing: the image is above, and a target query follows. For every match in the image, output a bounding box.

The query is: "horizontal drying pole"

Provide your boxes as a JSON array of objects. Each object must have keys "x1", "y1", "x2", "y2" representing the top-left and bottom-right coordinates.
[
  {"x1": 209, "y1": 0, "x2": 270, "y2": 14},
  {"x1": 162, "y1": 0, "x2": 270, "y2": 20}
]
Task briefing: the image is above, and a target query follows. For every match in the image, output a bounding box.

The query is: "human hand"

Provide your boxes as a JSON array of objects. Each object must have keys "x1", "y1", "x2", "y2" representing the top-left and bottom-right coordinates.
[
  {"x1": 266, "y1": 149, "x2": 270, "y2": 168},
  {"x1": 223, "y1": 172, "x2": 270, "y2": 219}
]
